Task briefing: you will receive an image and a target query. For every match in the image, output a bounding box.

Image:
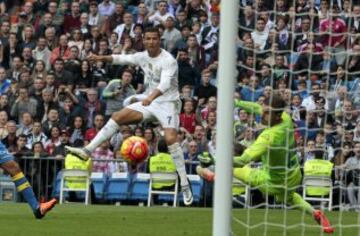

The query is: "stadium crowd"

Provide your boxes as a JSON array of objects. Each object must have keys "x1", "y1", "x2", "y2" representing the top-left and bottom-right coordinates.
[{"x1": 0, "y1": 0, "x2": 360, "y2": 208}]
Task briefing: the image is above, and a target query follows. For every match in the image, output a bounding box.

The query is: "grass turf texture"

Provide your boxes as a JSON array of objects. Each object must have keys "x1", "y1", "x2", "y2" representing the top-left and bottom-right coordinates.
[{"x1": 0, "y1": 204, "x2": 359, "y2": 236}]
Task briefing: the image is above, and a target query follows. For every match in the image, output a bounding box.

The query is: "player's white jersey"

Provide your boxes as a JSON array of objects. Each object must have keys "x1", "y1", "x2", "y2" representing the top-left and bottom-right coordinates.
[{"x1": 111, "y1": 49, "x2": 179, "y2": 102}]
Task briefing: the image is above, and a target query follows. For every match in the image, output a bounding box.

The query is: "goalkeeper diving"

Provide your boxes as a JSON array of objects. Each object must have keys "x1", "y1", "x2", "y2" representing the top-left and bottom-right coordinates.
[{"x1": 197, "y1": 93, "x2": 334, "y2": 234}]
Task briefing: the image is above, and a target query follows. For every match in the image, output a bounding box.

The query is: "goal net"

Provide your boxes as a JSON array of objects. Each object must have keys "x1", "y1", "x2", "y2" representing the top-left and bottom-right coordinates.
[{"x1": 229, "y1": 0, "x2": 360, "y2": 235}]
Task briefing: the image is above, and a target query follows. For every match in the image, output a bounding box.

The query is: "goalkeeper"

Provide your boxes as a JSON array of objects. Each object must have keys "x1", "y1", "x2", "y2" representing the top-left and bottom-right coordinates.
[{"x1": 200, "y1": 94, "x2": 334, "y2": 234}]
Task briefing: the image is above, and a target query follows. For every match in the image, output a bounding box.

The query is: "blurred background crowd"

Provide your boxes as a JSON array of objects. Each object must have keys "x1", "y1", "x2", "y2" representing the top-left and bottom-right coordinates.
[{"x1": 0, "y1": 0, "x2": 360, "y2": 207}]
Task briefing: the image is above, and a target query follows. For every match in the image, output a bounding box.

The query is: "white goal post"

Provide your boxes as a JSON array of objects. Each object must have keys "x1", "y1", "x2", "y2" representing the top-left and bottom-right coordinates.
[{"x1": 212, "y1": 1, "x2": 239, "y2": 236}]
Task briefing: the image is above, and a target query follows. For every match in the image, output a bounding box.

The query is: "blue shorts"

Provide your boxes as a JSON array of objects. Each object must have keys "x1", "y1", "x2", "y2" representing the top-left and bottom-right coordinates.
[{"x1": 0, "y1": 141, "x2": 14, "y2": 165}]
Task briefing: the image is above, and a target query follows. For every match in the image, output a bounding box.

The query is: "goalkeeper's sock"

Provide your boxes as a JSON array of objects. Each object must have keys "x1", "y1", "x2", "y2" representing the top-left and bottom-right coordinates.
[
  {"x1": 289, "y1": 192, "x2": 314, "y2": 215},
  {"x1": 85, "y1": 119, "x2": 120, "y2": 152},
  {"x1": 11, "y1": 172, "x2": 39, "y2": 212},
  {"x1": 168, "y1": 142, "x2": 189, "y2": 187}
]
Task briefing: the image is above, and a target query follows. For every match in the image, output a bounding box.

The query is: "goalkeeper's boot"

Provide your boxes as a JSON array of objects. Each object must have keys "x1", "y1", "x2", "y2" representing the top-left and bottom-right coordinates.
[
  {"x1": 182, "y1": 184, "x2": 193, "y2": 206},
  {"x1": 65, "y1": 146, "x2": 91, "y2": 161},
  {"x1": 313, "y1": 210, "x2": 334, "y2": 234},
  {"x1": 34, "y1": 198, "x2": 57, "y2": 219}
]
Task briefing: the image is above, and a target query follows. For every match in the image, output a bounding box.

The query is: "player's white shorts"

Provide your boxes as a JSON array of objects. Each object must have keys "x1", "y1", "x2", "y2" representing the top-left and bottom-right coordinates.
[{"x1": 126, "y1": 100, "x2": 181, "y2": 129}]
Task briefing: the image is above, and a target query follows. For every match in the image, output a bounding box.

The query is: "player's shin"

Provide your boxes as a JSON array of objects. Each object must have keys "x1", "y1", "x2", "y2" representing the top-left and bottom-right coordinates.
[
  {"x1": 11, "y1": 172, "x2": 39, "y2": 212},
  {"x1": 168, "y1": 142, "x2": 189, "y2": 186},
  {"x1": 85, "y1": 119, "x2": 120, "y2": 152},
  {"x1": 288, "y1": 192, "x2": 314, "y2": 215}
]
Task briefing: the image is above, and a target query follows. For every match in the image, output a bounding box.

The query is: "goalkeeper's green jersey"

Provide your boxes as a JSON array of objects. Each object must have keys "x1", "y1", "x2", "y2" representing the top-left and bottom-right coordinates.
[{"x1": 234, "y1": 100, "x2": 300, "y2": 185}]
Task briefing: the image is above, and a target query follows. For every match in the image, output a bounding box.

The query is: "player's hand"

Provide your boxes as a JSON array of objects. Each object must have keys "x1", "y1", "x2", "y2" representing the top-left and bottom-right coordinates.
[
  {"x1": 142, "y1": 97, "x2": 153, "y2": 106},
  {"x1": 87, "y1": 53, "x2": 101, "y2": 62},
  {"x1": 198, "y1": 152, "x2": 214, "y2": 166}
]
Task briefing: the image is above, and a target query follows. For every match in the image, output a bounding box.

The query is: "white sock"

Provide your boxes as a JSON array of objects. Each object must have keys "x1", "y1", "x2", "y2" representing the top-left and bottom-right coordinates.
[
  {"x1": 168, "y1": 142, "x2": 189, "y2": 187},
  {"x1": 85, "y1": 119, "x2": 120, "y2": 152}
]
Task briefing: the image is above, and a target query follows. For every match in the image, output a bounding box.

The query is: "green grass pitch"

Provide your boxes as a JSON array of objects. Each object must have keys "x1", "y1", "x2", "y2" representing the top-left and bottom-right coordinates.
[{"x1": 0, "y1": 203, "x2": 359, "y2": 236}]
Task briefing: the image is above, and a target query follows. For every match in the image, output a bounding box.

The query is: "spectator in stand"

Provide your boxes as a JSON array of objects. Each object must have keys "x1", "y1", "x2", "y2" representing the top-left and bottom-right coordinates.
[
  {"x1": 201, "y1": 12, "x2": 220, "y2": 60},
  {"x1": 36, "y1": 13, "x2": 61, "y2": 39},
  {"x1": 63, "y1": 1, "x2": 81, "y2": 34},
  {"x1": 9, "y1": 134, "x2": 31, "y2": 159},
  {"x1": 148, "y1": 0, "x2": 174, "y2": 26},
  {"x1": 108, "y1": 3, "x2": 125, "y2": 32},
  {"x1": 113, "y1": 12, "x2": 136, "y2": 45},
  {"x1": 343, "y1": 142, "x2": 360, "y2": 210},
  {"x1": 0, "y1": 67, "x2": 11, "y2": 95},
  {"x1": 184, "y1": 140, "x2": 200, "y2": 174},
  {"x1": 26, "y1": 121, "x2": 48, "y2": 150},
  {"x1": 17, "y1": 112, "x2": 33, "y2": 136},
  {"x1": 302, "y1": 83, "x2": 325, "y2": 112},
  {"x1": 92, "y1": 140, "x2": 115, "y2": 175},
  {"x1": 79, "y1": 13, "x2": 91, "y2": 40},
  {"x1": 194, "y1": 69, "x2": 217, "y2": 103},
  {"x1": 0, "y1": 111, "x2": 8, "y2": 139},
  {"x1": 50, "y1": 35, "x2": 71, "y2": 66},
  {"x1": 11, "y1": 87, "x2": 38, "y2": 122},
  {"x1": 319, "y1": 4, "x2": 347, "y2": 65},
  {"x1": 69, "y1": 116, "x2": 86, "y2": 145},
  {"x1": 251, "y1": 17, "x2": 269, "y2": 51},
  {"x1": 187, "y1": 34, "x2": 206, "y2": 71},
  {"x1": 144, "y1": 127, "x2": 158, "y2": 156},
  {"x1": 53, "y1": 128, "x2": 71, "y2": 158},
  {"x1": 88, "y1": 1, "x2": 106, "y2": 28},
  {"x1": 84, "y1": 114, "x2": 105, "y2": 145},
  {"x1": 44, "y1": 126, "x2": 61, "y2": 155},
  {"x1": 180, "y1": 99, "x2": 198, "y2": 134},
  {"x1": 2, "y1": 120, "x2": 17, "y2": 150},
  {"x1": 98, "y1": 0, "x2": 116, "y2": 17},
  {"x1": 199, "y1": 96, "x2": 217, "y2": 122},
  {"x1": 83, "y1": 89, "x2": 105, "y2": 128},
  {"x1": 44, "y1": 27, "x2": 58, "y2": 51},
  {"x1": 177, "y1": 48, "x2": 199, "y2": 89},
  {"x1": 162, "y1": 16, "x2": 182, "y2": 53},
  {"x1": 102, "y1": 69, "x2": 136, "y2": 119},
  {"x1": 192, "y1": 125, "x2": 208, "y2": 153},
  {"x1": 32, "y1": 38, "x2": 52, "y2": 71},
  {"x1": 240, "y1": 76, "x2": 264, "y2": 102}
]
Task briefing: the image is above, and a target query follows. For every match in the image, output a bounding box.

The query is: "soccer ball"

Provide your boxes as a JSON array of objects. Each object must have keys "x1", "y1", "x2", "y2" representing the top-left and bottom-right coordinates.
[{"x1": 120, "y1": 136, "x2": 149, "y2": 164}]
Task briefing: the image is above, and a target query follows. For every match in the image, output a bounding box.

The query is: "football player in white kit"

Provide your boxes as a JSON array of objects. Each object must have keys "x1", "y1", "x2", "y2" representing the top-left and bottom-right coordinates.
[{"x1": 65, "y1": 27, "x2": 193, "y2": 205}]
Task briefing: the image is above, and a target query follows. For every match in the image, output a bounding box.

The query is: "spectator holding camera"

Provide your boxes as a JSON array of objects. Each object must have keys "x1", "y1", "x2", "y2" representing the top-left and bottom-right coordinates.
[{"x1": 102, "y1": 69, "x2": 136, "y2": 119}]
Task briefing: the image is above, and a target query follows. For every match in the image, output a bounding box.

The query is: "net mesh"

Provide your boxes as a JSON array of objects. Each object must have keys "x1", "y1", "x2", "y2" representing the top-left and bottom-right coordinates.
[{"x1": 231, "y1": 0, "x2": 360, "y2": 235}]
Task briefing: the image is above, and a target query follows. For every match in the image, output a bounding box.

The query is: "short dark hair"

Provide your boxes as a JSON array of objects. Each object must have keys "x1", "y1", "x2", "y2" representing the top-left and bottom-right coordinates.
[
  {"x1": 234, "y1": 142, "x2": 246, "y2": 156},
  {"x1": 157, "y1": 138, "x2": 168, "y2": 153},
  {"x1": 144, "y1": 27, "x2": 161, "y2": 38},
  {"x1": 265, "y1": 93, "x2": 286, "y2": 114}
]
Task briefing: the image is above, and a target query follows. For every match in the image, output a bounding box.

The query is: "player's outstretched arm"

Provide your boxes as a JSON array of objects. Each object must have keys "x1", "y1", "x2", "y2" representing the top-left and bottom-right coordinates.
[
  {"x1": 234, "y1": 99, "x2": 263, "y2": 115},
  {"x1": 87, "y1": 53, "x2": 141, "y2": 66},
  {"x1": 87, "y1": 54, "x2": 114, "y2": 63},
  {"x1": 233, "y1": 131, "x2": 270, "y2": 167}
]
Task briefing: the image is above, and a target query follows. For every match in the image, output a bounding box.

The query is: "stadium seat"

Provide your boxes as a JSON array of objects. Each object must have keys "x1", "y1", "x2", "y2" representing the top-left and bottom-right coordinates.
[
  {"x1": 232, "y1": 178, "x2": 250, "y2": 207},
  {"x1": 0, "y1": 175, "x2": 17, "y2": 202},
  {"x1": 130, "y1": 173, "x2": 150, "y2": 202},
  {"x1": 302, "y1": 176, "x2": 333, "y2": 211},
  {"x1": 91, "y1": 172, "x2": 107, "y2": 201},
  {"x1": 59, "y1": 169, "x2": 91, "y2": 205},
  {"x1": 105, "y1": 172, "x2": 130, "y2": 201},
  {"x1": 147, "y1": 172, "x2": 179, "y2": 207}
]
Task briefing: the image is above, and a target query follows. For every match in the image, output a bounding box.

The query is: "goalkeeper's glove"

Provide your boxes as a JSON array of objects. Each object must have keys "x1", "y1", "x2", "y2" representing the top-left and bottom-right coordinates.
[
  {"x1": 234, "y1": 98, "x2": 241, "y2": 108},
  {"x1": 198, "y1": 152, "x2": 215, "y2": 167}
]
